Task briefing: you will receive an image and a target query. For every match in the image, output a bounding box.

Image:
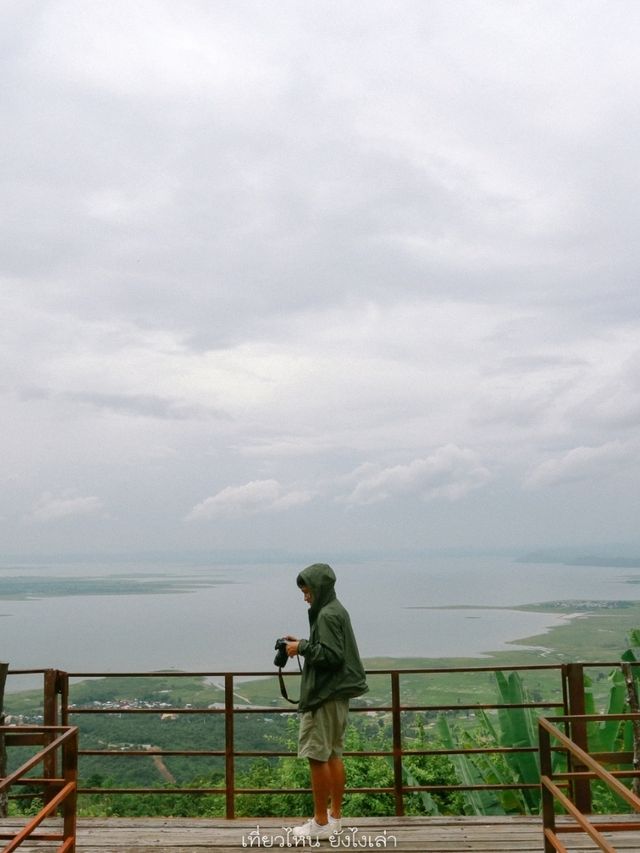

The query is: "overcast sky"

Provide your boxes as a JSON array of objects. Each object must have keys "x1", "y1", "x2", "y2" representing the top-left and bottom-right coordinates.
[{"x1": 2, "y1": 0, "x2": 640, "y2": 558}]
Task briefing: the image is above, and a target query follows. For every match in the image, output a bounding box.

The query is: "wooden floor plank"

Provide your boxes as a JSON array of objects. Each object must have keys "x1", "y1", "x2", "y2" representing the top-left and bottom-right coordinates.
[{"x1": 1, "y1": 815, "x2": 639, "y2": 852}]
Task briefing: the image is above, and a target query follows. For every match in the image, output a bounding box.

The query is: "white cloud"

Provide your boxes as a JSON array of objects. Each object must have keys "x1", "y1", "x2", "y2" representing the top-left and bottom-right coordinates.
[
  {"x1": 524, "y1": 441, "x2": 634, "y2": 489},
  {"x1": 34, "y1": 0, "x2": 286, "y2": 104},
  {"x1": 3, "y1": 2, "x2": 640, "y2": 552},
  {"x1": 30, "y1": 492, "x2": 104, "y2": 522},
  {"x1": 186, "y1": 479, "x2": 314, "y2": 521},
  {"x1": 340, "y1": 445, "x2": 491, "y2": 506}
]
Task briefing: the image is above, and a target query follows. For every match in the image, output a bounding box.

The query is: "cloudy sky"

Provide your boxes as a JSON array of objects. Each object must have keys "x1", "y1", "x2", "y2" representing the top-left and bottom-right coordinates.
[{"x1": 2, "y1": 0, "x2": 640, "y2": 558}]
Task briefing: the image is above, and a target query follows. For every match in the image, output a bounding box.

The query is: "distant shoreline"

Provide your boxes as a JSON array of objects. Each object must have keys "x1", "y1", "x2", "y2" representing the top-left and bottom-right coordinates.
[
  {"x1": 519, "y1": 553, "x2": 640, "y2": 569},
  {"x1": 406, "y1": 599, "x2": 638, "y2": 612}
]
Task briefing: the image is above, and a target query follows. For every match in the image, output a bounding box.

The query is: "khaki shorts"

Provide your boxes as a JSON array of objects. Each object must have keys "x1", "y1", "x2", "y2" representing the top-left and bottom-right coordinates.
[{"x1": 298, "y1": 698, "x2": 350, "y2": 762}]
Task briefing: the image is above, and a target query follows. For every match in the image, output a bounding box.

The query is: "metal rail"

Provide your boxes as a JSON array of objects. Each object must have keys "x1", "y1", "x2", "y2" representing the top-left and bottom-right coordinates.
[
  {"x1": 539, "y1": 714, "x2": 640, "y2": 853},
  {"x1": 13, "y1": 663, "x2": 568, "y2": 818},
  {"x1": 7, "y1": 661, "x2": 640, "y2": 820},
  {"x1": 0, "y1": 725, "x2": 78, "y2": 852}
]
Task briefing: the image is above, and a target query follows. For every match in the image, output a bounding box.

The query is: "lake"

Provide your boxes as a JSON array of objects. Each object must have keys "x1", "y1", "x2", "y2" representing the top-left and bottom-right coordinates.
[{"x1": 1, "y1": 554, "x2": 639, "y2": 680}]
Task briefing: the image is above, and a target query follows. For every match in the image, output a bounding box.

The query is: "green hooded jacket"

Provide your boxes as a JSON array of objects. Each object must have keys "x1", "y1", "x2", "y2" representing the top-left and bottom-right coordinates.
[{"x1": 296, "y1": 563, "x2": 368, "y2": 713}]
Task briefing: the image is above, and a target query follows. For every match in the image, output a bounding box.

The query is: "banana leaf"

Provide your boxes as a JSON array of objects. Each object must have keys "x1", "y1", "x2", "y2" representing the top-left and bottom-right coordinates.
[
  {"x1": 436, "y1": 715, "x2": 504, "y2": 815},
  {"x1": 463, "y1": 715, "x2": 532, "y2": 814},
  {"x1": 625, "y1": 631, "x2": 640, "y2": 653},
  {"x1": 584, "y1": 670, "x2": 627, "y2": 755},
  {"x1": 493, "y1": 671, "x2": 540, "y2": 811}
]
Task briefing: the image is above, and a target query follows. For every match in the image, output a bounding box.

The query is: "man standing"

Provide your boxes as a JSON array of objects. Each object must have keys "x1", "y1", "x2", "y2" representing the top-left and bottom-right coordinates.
[{"x1": 285, "y1": 563, "x2": 368, "y2": 841}]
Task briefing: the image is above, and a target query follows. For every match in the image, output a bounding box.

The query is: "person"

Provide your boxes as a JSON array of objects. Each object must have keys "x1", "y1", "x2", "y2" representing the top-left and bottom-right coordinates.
[{"x1": 284, "y1": 562, "x2": 368, "y2": 841}]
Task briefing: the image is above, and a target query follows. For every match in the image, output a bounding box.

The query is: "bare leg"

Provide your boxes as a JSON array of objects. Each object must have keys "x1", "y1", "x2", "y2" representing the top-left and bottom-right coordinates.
[
  {"x1": 327, "y1": 756, "x2": 345, "y2": 817},
  {"x1": 308, "y1": 759, "x2": 330, "y2": 824}
]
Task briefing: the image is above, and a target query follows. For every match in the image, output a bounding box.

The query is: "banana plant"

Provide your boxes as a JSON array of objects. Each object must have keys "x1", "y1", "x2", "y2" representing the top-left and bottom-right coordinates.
[
  {"x1": 436, "y1": 714, "x2": 505, "y2": 815},
  {"x1": 435, "y1": 671, "x2": 551, "y2": 815},
  {"x1": 583, "y1": 668, "x2": 627, "y2": 756},
  {"x1": 433, "y1": 636, "x2": 640, "y2": 817},
  {"x1": 583, "y1": 630, "x2": 640, "y2": 758},
  {"x1": 494, "y1": 671, "x2": 541, "y2": 812}
]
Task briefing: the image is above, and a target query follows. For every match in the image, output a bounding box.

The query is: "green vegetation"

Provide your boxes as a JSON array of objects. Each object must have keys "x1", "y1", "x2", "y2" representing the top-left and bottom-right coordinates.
[{"x1": 6, "y1": 602, "x2": 640, "y2": 818}]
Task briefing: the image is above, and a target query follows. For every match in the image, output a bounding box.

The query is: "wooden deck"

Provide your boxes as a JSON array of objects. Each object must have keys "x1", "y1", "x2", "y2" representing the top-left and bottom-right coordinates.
[{"x1": 3, "y1": 815, "x2": 640, "y2": 853}]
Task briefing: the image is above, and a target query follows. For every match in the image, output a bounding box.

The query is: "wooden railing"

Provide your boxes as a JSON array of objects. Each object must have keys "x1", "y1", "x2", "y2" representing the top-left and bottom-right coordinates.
[
  {"x1": 539, "y1": 713, "x2": 640, "y2": 853},
  {"x1": 0, "y1": 725, "x2": 78, "y2": 852}
]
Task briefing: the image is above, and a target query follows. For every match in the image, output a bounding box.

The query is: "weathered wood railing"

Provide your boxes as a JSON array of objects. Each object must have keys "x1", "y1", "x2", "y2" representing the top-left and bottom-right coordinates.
[
  {"x1": 0, "y1": 724, "x2": 78, "y2": 852},
  {"x1": 539, "y1": 713, "x2": 640, "y2": 853}
]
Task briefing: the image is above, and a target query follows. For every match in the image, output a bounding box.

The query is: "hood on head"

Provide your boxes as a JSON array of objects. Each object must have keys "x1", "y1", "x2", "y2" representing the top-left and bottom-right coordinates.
[{"x1": 296, "y1": 563, "x2": 336, "y2": 613}]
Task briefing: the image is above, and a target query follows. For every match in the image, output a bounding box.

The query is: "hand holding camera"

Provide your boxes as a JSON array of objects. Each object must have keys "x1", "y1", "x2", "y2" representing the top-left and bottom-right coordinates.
[
  {"x1": 274, "y1": 635, "x2": 300, "y2": 668},
  {"x1": 274, "y1": 638, "x2": 289, "y2": 668}
]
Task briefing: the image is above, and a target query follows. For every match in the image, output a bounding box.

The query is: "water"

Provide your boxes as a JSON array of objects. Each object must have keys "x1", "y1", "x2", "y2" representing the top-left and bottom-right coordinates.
[{"x1": 1, "y1": 554, "x2": 639, "y2": 679}]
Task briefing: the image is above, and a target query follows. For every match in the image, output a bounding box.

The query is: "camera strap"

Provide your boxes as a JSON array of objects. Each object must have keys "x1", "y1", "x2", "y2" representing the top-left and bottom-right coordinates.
[{"x1": 278, "y1": 655, "x2": 302, "y2": 705}]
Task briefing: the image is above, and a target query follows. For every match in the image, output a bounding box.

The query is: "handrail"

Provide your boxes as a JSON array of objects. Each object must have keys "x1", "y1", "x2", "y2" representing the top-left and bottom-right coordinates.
[
  {"x1": 539, "y1": 713, "x2": 640, "y2": 853},
  {"x1": 0, "y1": 725, "x2": 78, "y2": 852},
  {"x1": 33, "y1": 663, "x2": 570, "y2": 818},
  {"x1": 7, "y1": 661, "x2": 640, "y2": 820}
]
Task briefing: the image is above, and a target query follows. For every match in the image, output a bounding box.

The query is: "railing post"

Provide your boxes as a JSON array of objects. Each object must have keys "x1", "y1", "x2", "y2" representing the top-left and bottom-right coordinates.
[
  {"x1": 43, "y1": 669, "x2": 60, "y2": 806},
  {"x1": 43, "y1": 669, "x2": 59, "y2": 728},
  {"x1": 225, "y1": 673, "x2": 235, "y2": 819},
  {"x1": 390, "y1": 671, "x2": 404, "y2": 816},
  {"x1": 59, "y1": 670, "x2": 70, "y2": 727},
  {"x1": 62, "y1": 728, "x2": 78, "y2": 852},
  {"x1": 0, "y1": 662, "x2": 8, "y2": 818},
  {"x1": 564, "y1": 663, "x2": 592, "y2": 813},
  {"x1": 538, "y1": 721, "x2": 556, "y2": 853},
  {"x1": 43, "y1": 669, "x2": 69, "y2": 808}
]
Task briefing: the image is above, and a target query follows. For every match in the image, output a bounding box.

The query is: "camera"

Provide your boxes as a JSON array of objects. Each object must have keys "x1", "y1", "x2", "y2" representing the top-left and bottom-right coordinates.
[{"x1": 274, "y1": 638, "x2": 289, "y2": 668}]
